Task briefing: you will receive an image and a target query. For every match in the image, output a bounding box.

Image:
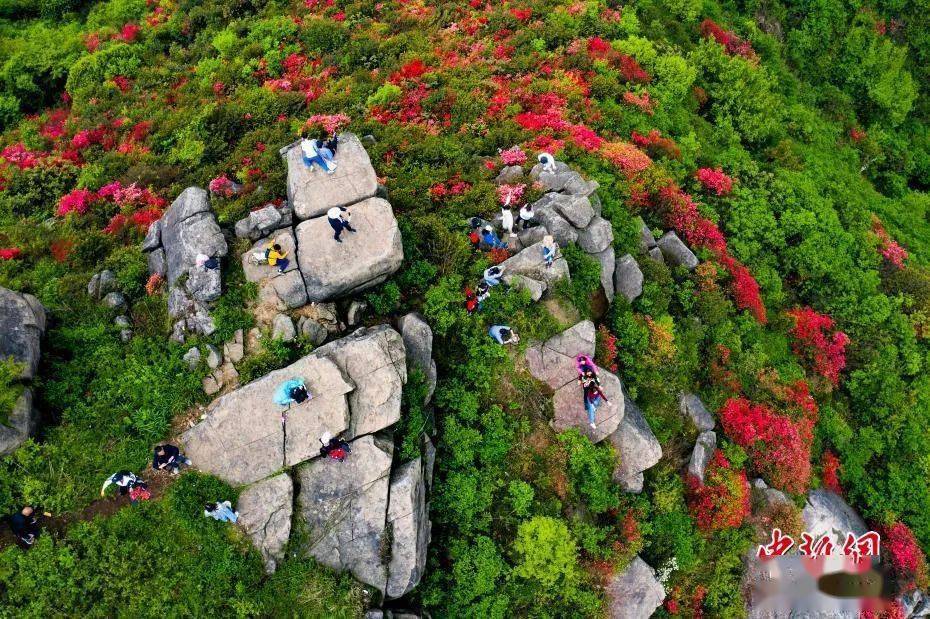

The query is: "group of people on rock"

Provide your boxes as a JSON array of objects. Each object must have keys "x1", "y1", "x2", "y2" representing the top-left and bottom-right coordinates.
[
  {"x1": 576, "y1": 354, "x2": 608, "y2": 430},
  {"x1": 300, "y1": 131, "x2": 339, "y2": 175}
]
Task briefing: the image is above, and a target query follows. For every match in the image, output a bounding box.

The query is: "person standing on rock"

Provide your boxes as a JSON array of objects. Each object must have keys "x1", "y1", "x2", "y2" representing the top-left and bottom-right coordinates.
[
  {"x1": 519, "y1": 203, "x2": 534, "y2": 230},
  {"x1": 489, "y1": 325, "x2": 519, "y2": 345},
  {"x1": 300, "y1": 131, "x2": 337, "y2": 174},
  {"x1": 204, "y1": 500, "x2": 238, "y2": 523},
  {"x1": 483, "y1": 265, "x2": 505, "y2": 287},
  {"x1": 319, "y1": 432, "x2": 352, "y2": 462},
  {"x1": 583, "y1": 381, "x2": 608, "y2": 430},
  {"x1": 501, "y1": 206, "x2": 515, "y2": 238},
  {"x1": 265, "y1": 241, "x2": 290, "y2": 273},
  {"x1": 538, "y1": 152, "x2": 557, "y2": 174},
  {"x1": 542, "y1": 235, "x2": 558, "y2": 268},
  {"x1": 575, "y1": 355, "x2": 599, "y2": 384},
  {"x1": 327, "y1": 206, "x2": 357, "y2": 243},
  {"x1": 152, "y1": 444, "x2": 192, "y2": 475}
]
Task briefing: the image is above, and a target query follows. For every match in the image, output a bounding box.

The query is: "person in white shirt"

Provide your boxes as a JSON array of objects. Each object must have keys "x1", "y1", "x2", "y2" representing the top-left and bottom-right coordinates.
[
  {"x1": 519, "y1": 203, "x2": 534, "y2": 230},
  {"x1": 501, "y1": 206, "x2": 515, "y2": 237},
  {"x1": 300, "y1": 132, "x2": 337, "y2": 174},
  {"x1": 538, "y1": 152, "x2": 557, "y2": 174},
  {"x1": 327, "y1": 206, "x2": 356, "y2": 242}
]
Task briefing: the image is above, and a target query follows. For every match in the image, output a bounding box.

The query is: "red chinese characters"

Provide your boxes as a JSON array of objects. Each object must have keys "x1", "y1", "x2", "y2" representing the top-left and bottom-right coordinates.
[{"x1": 759, "y1": 529, "x2": 881, "y2": 560}]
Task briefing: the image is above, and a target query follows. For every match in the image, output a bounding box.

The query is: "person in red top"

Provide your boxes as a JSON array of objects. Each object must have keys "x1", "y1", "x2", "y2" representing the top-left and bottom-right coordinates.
[
  {"x1": 464, "y1": 287, "x2": 478, "y2": 313},
  {"x1": 319, "y1": 432, "x2": 352, "y2": 462}
]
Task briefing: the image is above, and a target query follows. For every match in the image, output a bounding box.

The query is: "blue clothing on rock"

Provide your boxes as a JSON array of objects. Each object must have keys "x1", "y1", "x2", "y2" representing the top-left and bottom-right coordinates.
[
  {"x1": 481, "y1": 230, "x2": 507, "y2": 249},
  {"x1": 205, "y1": 501, "x2": 238, "y2": 523},
  {"x1": 273, "y1": 379, "x2": 306, "y2": 406}
]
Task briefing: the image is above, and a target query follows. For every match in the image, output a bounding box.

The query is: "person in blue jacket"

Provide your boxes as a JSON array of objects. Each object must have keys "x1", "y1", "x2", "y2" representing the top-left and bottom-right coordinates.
[
  {"x1": 273, "y1": 378, "x2": 311, "y2": 422},
  {"x1": 480, "y1": 225, "x2": 507, "y2": 250},
  {"x1": 489, "y1": 325, "x2": 520, "y2": 345}
]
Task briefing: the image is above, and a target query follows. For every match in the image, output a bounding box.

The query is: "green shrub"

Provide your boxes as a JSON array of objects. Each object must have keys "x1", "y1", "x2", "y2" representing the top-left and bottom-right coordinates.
[
  {"x1": 512, "y1": 515, "x2": 579, "y2": 588},
  {"x1": 0, "y1": 358, "x2": 24, "y2": 426}
]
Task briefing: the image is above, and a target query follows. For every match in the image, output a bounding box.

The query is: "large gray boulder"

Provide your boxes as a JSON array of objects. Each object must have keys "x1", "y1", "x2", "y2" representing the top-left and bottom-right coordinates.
[
  {"x1": 594, "y1": 247, "x2": 616, "y2": 302},
  {"x1": 688, "y1": 430, "x2": 716, "y2": 483},
  {"x1": 551, "y1": 366, "x2": 624, "y2": 443},
  {"x1": 242, "y1": 229, "x2": 300, "y2": 282},
  {"x1": 386, "y1": 458, "x2": 431, "y2": 599},
  {"x1": 296, "y1": 434, "x2": 394, "y2": 593},
  {"x1": 751, "y1": 478, "x2": 791, "y2": 510},
  {"x1": 606, "y1": 556, "x2": 665, "y2": 619},
  {"x1": 614, "y1": 254, "x2": 643, "y2": 303},
  {"x1": 159, "y1": 187, "x2": 228, "y2": 291},
  {"x1": 313, "y1": 325, "x2": 407, "y2": 438},
  {"x1": 87, "y1": 269, "x2": 118, "y2": 299},
  {"x1": 532, "y1": 203, "x2": 578, "y2": 247},
  {"x1": 680, "y1": 393, "x2": 715, "y2": 431},
  {"x1": 0, "y1": 389, "x2": 37, "y2": 456},
  {"x1": 0, "y1": 287, "x2": 46, "y2": 380},
  {"x1": 543, "y1": 193, "x2": 595, "y2": 229},
  {"x1": 295, "y1": 197, "x2": 403, "y2": 302},
  {"x1": 637, "y1": 218, "x2": 657, "y2": 252},
  {"x1": 285, "y1": 133, "x2": 378, "y2": 220},
  {"x1": 498, "y1": 241, "x2": 570, "y2": 287},
  {"x1": 577, "y1": 216, "x2": 613, "y2": 254},
  {"x1": 802, "y1": 489, "x2": 867, "y2": 540},
  {"x1": 530, "y1": 161, "x2": 598, "y2": 197},
  {"x1": 525, "y1": 320, "x2": 596, "y2": 390},
  {"x1": 397, "y1": 313, "x2": 436, "y2": 404},
  {"x1": 657, "y1": 231, "x2": 698, "y2": 271},
  {"x1": 237, "y1": 473, "x2": 293, "y2": 573},
  {"x1": 180, "y1": 353, "x2": 353, "y2": 485},
  {"x1": 609, "y1": 391, "x2": 661, "y2": 493},
  {"x1": 506, "y1": 273, "x2": 547, "y2": 302}
]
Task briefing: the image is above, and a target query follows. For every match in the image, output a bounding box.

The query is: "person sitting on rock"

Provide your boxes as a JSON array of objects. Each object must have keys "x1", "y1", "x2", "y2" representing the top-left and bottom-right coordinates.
[
  {"x1": 519, "y1": 203, "x2": 534, "y2": 230},
  {"x1": 481, "y1": 225, "x2": 507, "y2": 250},
  {"x1": 483, "y1": 265, "x2": 505, "y2": 287},
  {"x1": 324, "y1": 133, "x2": 339, "y2": 156},
  {"x1": 204, "y1": 500, "x2": 239, "y2": 523},
  {"x1": 538, "y1": 152, "x2": 557, "y2": 174},
  {"x1": 101, "y1": 470, "x2": 140, "y2": 497},
  {"x1": 265, "y1": 241, "x2": 290, "y2": 273},
  {"x1": 489, "y1": 325, "x2": 519, "y2": 345},
  {"x1": 152, "y1": 444, "x2": 192, "y2": 476},
  {"x1": 196, "y1": 253, "x2": 220, "y2": 271},
  {"x1": 575, "y1": 354, "x2": 599, "y2": 382},
  {"x1": 464, "y1": 287, "x2": 478, "y2": 314},
  {"x1": 583, "y1": 381, "x2": 608, "y2": 431},
  {"x1": 327, "y1": 206, "x2": 357, "y2": 243},
  {"x1": 300, "y1": 131, "x2": 337, "y2": 174},
  {"x1": 542, "y1": 235, "x2": 557, "y2": 268},
  {"x1": 476, "y1": 281, "x2": 491, "y2": 310},
  {"x1": 274, "y1": 378, "x2": 311, "y2": 407},
  {"x1": 319, "y1": 431, "x2": 352, "y2": 462},
  {"x1": 8, "y1": 506, "x2": 49, "y2": 547}
]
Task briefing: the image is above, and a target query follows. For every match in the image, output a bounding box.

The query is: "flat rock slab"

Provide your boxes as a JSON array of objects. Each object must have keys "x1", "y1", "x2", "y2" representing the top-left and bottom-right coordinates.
[
  {"x1": 0, "y1": 287, "x2": 45, "y2": 380},
  {"x1": 295, "y1": 197, "x2": 403, "y2": 302},
  {"x1": 386, "y1": 458, "x2": 431, "y2": 599},
  {"x1": 314, "y1": 325, "x2": 407, "y2": 438},
  {"x1": 525, "y1": 320, "x2": 595, "y2": 390},
  {"x1": 609, "y1": 392, "x2": 661, "y2": 493},
  {"x1": 499, "y1": 240, "x2": 570, "y2": 287},
  {"x1": 242, "y1": 229, "x2": 300, "y2": 282},
  {"x1": 802, "y1": 489, "x2": 867, "y2": 541},
  {"x1": 551, "y1": 367, "x2": 624, "y2": 443},
  {"x1": 237, "y1": 473, "x2": 293, "y2": 573},
  {"x1": 286, "y1": 132, "x2": 378, "y2": 220},
  {"x1": 607, "y1": 556, "x2": 665, "y2": 619},
  {"x1": 180, "y1": 354, "x2": 353, "y2": 485},
  {"x1": 297, "y1": 434, "x2": 394, "y2": 593}
]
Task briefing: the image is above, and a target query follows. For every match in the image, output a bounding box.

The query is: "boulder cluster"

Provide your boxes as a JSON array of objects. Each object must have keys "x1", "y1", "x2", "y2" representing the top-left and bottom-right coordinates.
[
  {"x1": 0, "y1": 287, "x2": 46, "y2": 455},
  {"x1": 180, "y1": 319, "x2": 435, "y2": 600}
]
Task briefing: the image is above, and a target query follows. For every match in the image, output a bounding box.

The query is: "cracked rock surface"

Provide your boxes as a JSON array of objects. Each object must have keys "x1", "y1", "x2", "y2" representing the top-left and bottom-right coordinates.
[{"x1": 237, "y1": 473, "x2": 293, "y2": 573}]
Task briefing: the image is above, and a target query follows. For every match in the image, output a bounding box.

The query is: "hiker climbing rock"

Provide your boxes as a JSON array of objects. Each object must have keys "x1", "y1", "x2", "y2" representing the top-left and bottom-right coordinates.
[
  {"x1": 326, "y1": 206, "x2": 356, "y2": 242},
  {"x1": 152, "y1": 443, "x2": 192, "y2": 475},
  {"x1": 204, "y1": 500, "x2": 239, "y2": 523},
  {"x1": 273, "y1": 378, "x2": 311, "y2": 423},
  {"x1": 483, "y1": 265, "x2": 505, "y2": 287},
  {"x1": 265, "y1": 240, "x2": 290, "y2": 273},
  {"x1": 583, "y1": 381, "x2": 608, "y2": 430},
  {"x1": 7, "y1": 506, "x2": 49, "y2": 547},
  {"x1": 300, "y1": 131, "x2": 337, "y2": 174},
  {"x1": 318, "y1": 431, "x2": 352, "y2": 462},
  {"x1": 489, "y1": 325, "x2": 519, "y2": 345},
  {"x1": 538, "y1": 152, "x2": 557, "y2": 174},
  {"x1": 481, "y1": 225, "x2": 507, "y2": 250}
]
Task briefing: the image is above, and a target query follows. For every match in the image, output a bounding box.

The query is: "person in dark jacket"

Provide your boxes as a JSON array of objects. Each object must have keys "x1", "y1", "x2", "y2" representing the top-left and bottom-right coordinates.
[
  {"x1": 319, "y1": 432, "x2": 352, "y2": 462},
  {"x1": 327, "y1": 206, "x2": 357, "y2": 242},
  {"x1": 8, "y1": 506, "x2": 48, "y2": 546},
  {"x1": 101, "y1": 471, "x2": 139, "y2": 497},
  {"x1": 152, "y1": 444, "x2": 192, "y2": 475}
]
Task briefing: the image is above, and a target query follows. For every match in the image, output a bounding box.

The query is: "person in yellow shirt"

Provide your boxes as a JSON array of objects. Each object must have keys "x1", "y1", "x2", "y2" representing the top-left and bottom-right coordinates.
[{"x1": 266, "y1": 242, "x2": 289, "y2": 273}]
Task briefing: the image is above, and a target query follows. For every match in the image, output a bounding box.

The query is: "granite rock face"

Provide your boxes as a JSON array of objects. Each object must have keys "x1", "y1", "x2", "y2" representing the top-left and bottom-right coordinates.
[
  {"x1": 657, "y1": 231, "x2": 698, "y2": 270},
  {"x1": 688, "y1": 431, "x2": 717, "y2": 483},
  {"x1": 386, "y1": 457, "x2": 431, "y2": 599},
  {"x1": 614, "y1": 254, "x2": 643, "y2": 303},
  {"x1": 680, "y1": 393, "x2": 715, "y2": 431},
  {"x1": 397, "y1": 313, "x2": 436, "y2": 405},
  {"x1": 0, "y1": 389, "x2": 37, "y2": 456},
  {"x1": 525, "y1": 320, "x2": 596, "y2": 390},
  {"x1": 0, "y1": 287, "x2": 46, "y2": 380},
  {"x1": 606, "y1": 556, "x2": 665, "y2": 619},
  {"x1": 802, "y1": 489, "x2": 867, "y2": 540},
  {"x1": 499, "y1": 241, "x2": 570, "y2": 287},
  {"x1": 285, "y1": 133, "x2": 379, "y2": 220},
  {"x1": 551, "y1": 367, "x2": 624, "y2": 443},
  {"x1": 609, "y1": 391, "x2": 661, "y2": 493},
  {"x1": 237, "y1": 473, "x2": 293, "y2": 573},
  {"x1": 295, "y1": 197, "x2": 403, "y2": 302}
]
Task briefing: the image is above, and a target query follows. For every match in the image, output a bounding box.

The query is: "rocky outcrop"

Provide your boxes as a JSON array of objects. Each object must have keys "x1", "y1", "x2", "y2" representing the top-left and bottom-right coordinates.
[
  {"x1": 610, "y1": 391, "x2": 661, "y2": 493},
  {"x1": 234, "y1": 203, "x2": 293, "y2": 241},
  {"x1": 397, "y1": 313, "x2": 436, "y2": 404},
  {"x1": 751, "y1": 478, "x2": 790, "y2": 510},
  {"x1": 687, "y1": 430, "x2": 716, "y2": 483},
  {"x1": 606, "y1": 556, "x2": 665, "y2": 619},
  {"x1": 679, "y1": 393, "x2": 714, "y2": 431},
  {"x1": 801, "y1": 489, "x2": 867, "y2": 540},
  {"x1": 386, "y1": 458, "x2": 431, "y2": 599},
  {"x1": 143, "y1": 187, "x2": 228, "y2": 338},
  {"x1": 657, "y1": 231, "x2": 698, "y2": 270},
  {"x1": 237, "y1": 473, "x2": 293, "y2": 573},
  {"x1": 242, "y1": 228, "x2": 308, "y2": 310},
  {"x1": 295, "y1": 197, "x2": 403, "y2": 302},
  {"x1": 525, "y1": 320, "x2": 596, "y2": 391},
  {"x1": 0, "y1": 287, "x2": 46, "y2": 455},
  {"x1": 284, "y1": 133, "x2": 378, "y2": 220},
  {"x1": 297, "y1": 434, "x2": 394, "y2": 592},
  {"x1": 614, "y1": 254, "x2": 643, "y2": 303},
  {"x1": 499, "y1": 240, "x2": 570, "y2": 298},
  {"x1": 551, "y1": 368, "x2": 624, "y2": 443}
]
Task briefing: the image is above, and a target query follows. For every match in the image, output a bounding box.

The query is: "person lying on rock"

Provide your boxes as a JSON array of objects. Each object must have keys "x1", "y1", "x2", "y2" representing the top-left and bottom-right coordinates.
[
  {"x1": 519, "y1": 203, "x2": 534, "y2": 230},
  {"x1": 542, "y1": 235, "x2": 558, "y2": 268},
  {"x1": 538, "y1": 152, "x2": 557, "y2": 174},
  {"x1": 274, "y1": 378, "x2": 311, "y2": 407},
  {"x1": 324, "y1": 133, "x2": 339, "y2": 156},
  {"x1": 489, "y1": 325, "x2": 519, "y2": 345},
  {"x1": 204, "y1": 500, "x2": 238, "y2": 523},
  {"x1": 480, "y1": 225, "x2": 507, "y2": 250},
  {"x1": 265, "y1": 241, "x2": 290, "y2": 273},
  {"x1": 476, "y1": 281, "x2": 491, "y2": 310},
  {"x1": 583, "y1": 381, "x2": 608, "y2": 431},
  {"x1": 327, "y1": 206, "x2": 357, "y2": 243},
  {"x1": 101, "y1": 470, "x2": 140, "y2": 497},
  {"x1": 152, "y1": 443, "x2": 192, "y2": 476},
  {"x1": 196, "y1": 253, "x2": 220, "y2": 271},
  {"x1": 8, "y1": 505, "x2": 50, "y2": 547},
  {"x1": 299, "y1": 130, "x2": 337, "y2": 175},
  {"x1": 483, "y1": 265, "x2": 505, "y2": 287},
  {"x1": 319, "y1": 431, "x2": 352, "y2": 462}
]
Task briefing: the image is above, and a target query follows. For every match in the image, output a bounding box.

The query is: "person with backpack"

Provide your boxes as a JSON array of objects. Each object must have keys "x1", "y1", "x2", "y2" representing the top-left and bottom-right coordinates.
[
  {"x1": 101, "y1": 471, "x2": 140, "y2": 497},
  {"x1": 152, "y1": 444, "x2": 192, "y2": 475},
  {"x1": 583, "y1": 381, "x2": 608, "y2": 430},
  {"x1": 480, "y1": 225, "x2": 507, "y2": 250},
  {"x1": 8, "y1": 506, "x2": 49, "y2": 547},
  {"x1": 538, "y1": 152, "x2": 557, "y2": 174},
  {"x1": 489, "y1": 325, "x2": 519, "y2": 345},
  {"x1": 575, "y1": 354, "x2": 599, "y2": 382},
  {"x1": 204, "y1": 500, "x2": 239, "y2": 523},
  {"x1": 265, "y1": 241, "x2": 289, "y2": 273},
  {"x1": 327, "y1": 206, "x2": 356, "y2": 242},
  {"x1": 318, "y1": 432, "x2": 352, "y2": 462}
]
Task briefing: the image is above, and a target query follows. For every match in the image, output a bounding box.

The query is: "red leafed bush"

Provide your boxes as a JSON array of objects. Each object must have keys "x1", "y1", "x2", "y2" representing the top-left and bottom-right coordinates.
[
  {"x1": 699, "y1": 19, "x2": 756, "y2": 60},
  {"x1": 509, "y1": 8, "x2": 532, "y2": 21},
  {"x1": 587, "y1": 36, "x2": 612, "y2": 59},
  {"x1": 695, "y1": 167, "x2": 733, "y2": 196},
  {"x1": 787, "y1": 307, "x2": 849, "y2": 386},
  {"x1": 631, "y1": 130, "x2": 680, "y2": 160},
  {"x1": 618, "y1": 54, "x2": 650, "y2": 84},
  {"x1": 392, "y1": 59, "x2": 429, "y2": 83},
  {"x1": 600, "y1": 141, "x2": 652, "y2": 176},
  {"x1": 595, "y1": 325, "x2": 619, "y2": 372},
  {"x1": 686, "y1": 450, "x2": 750, "y2": 531},
  {"x1": 0, "y1": 248, "x2": 22, "y2": 260},
  {"x1": 883, "y1": 522, "x2": 930, "y2": 590},
  {"x1": 622, "y1": 90, "x2": 654, "y2": 114},
  {"x1": 115, "y1": 23, "x2": 141, "y2": 43},
  {"x1": 821, "y1": 450, "x2": 843, "y2": 495},
  {"x1": 488, "y1": 247, "x2": 510, "y2": 264},
  {"x1": 145, "y1": 273, "x2": 164, "y2": 296},
  {"x1": 872, "y1": 217, "x2": 907, "y2": 269},
  {"x1": 719, "y1": 397, "x2": 813, "y2": 494}
]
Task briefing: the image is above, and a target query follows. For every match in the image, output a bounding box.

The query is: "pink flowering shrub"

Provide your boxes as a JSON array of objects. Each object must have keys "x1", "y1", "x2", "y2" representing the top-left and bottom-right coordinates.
[
  {"x1": 821, "y1": 451, "x2": 843, "y2": 495},
  {"x1": 695, "y1": 167, "x2": 734, "y2": 196},
  {"x1": 883, "y1": 522, "x2": 930, "y2": 590},
  {"x1": 499, "y1": 146, "x2": 527, "y2": 166},
  {"x1": 303, "y1": 113, "x2": 351, "y2": 135},
  {"x1": 787, "y1": 307, "x2": 849, "y2": 386},
  {"x1": 0, "y1": 248, "x2": 22, "y2": 260},
  {"x1": 600, "y1": 141, "x2": 652, "y2": 176},
  {"x1": 686, "y1": 450, "x2": 751, "y2": 531},
  {"x1": 497, "y1": 183, "x2": 526, "y2": 206},
  {"x1": 57, "y1": 189, "x2": 95, "y2": 216},
  {"x1": 872, "y1": 217, "x2": 907, "y2": 268}
]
